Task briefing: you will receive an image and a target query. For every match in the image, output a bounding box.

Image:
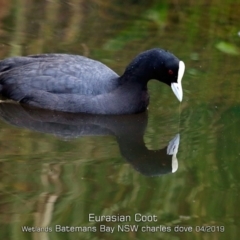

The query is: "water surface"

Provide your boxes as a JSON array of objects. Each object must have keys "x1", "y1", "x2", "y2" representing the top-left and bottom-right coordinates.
[{"x1": 0, "y1": 1, "x2": 240, "y2": 239}]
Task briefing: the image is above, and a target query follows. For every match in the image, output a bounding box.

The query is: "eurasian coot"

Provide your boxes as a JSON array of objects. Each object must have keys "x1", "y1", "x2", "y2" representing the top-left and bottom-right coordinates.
[{"x1": 0, "y1": 48, "x2": 185, "y2": 114}]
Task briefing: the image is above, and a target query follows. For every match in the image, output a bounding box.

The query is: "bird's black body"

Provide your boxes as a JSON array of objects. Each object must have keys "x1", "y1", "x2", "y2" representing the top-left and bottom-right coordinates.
[{"x1": 0, "y1": 49, "x2": 183, "y2": 114}]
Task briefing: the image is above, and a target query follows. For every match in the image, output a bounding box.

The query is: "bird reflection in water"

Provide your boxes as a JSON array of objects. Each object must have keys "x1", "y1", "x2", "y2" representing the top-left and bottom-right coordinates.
[{"x1": 0, "y1": 101, "x2": 180, "y2": 177}]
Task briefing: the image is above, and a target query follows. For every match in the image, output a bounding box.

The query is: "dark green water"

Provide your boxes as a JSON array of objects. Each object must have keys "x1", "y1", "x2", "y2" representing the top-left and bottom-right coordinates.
[{"x1": 0, "y1": 1, "x2": 240, "y2": 239}]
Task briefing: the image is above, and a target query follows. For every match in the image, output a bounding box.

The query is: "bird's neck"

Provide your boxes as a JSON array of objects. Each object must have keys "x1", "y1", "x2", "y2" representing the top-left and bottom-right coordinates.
[{"x1": 119, "y1": 56, "x2": 156, "y2": 87}]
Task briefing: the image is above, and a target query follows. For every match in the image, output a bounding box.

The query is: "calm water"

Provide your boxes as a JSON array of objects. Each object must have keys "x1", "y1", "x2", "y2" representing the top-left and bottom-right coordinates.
[{"x1": 0, "y1": 1, "x2": 240, "y2": 239}]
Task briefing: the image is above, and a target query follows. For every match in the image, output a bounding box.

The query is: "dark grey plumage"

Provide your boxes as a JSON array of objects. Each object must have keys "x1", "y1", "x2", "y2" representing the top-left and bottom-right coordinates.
[
  {"x1": 0, "y1": 49, "x2": 183, "y2": 114},
  {"x1": 0, "y1": 54, "x2": 119, "y2": 95}
]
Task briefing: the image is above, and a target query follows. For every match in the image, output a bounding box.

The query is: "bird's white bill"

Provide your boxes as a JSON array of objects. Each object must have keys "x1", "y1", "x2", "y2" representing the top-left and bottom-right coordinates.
[
  {"x1": 171, "y1": 82, "x2": 183, "y2": 102},
  {"x1": 177, "y1": 61, "x2": 185, "y2": 84},
  {"x1": 171, "y1": 60, "x2": 185, "y2": 102}
]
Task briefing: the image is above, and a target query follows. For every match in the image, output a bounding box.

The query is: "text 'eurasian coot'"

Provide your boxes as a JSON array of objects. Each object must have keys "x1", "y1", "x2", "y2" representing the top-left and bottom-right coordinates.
[{"x1": 0, "y1": 48, "x2": 185, "y2": 114}]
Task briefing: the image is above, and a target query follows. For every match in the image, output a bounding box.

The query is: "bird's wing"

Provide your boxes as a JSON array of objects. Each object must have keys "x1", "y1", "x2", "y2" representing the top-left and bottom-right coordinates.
[{"x1": 0, "y1": 54, "x2": 119, "y2": 96}]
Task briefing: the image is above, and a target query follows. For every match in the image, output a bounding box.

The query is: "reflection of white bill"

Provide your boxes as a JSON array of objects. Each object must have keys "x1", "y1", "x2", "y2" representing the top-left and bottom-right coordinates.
[{"x1": 167, "y1": 134, "x2": 180, "y2": 173}]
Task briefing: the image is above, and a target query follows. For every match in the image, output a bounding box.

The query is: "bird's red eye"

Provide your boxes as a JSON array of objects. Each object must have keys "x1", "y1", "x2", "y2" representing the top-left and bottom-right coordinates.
[{"x1": 168, "y1": 70, "x2": 173, "y2": 75}]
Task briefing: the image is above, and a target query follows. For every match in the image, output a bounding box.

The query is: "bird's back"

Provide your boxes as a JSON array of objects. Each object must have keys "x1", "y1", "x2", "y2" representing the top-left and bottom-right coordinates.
[{"x1": 0, "y1": 54, "x2": 119, "y2": 97}]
